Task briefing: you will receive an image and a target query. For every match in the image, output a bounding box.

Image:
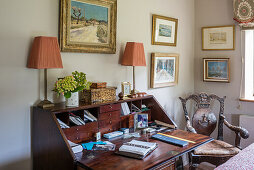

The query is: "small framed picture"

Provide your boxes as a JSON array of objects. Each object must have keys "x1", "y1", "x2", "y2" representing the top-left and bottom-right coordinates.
[
  {"x1": 152, "y1": 14, "x2": 178, "y2": 46},
  {"x1": 202, "y1": 25, "x2": 235, "y2": 50},
  {"x1": 134, "y1": 113, "x2": 148, "y2": 129},
  {"x1": 121, "y1": 82, "x2": 131, "y2": 97},
  {"x1": 203, "y1": 58, "x2": 230, "y2": 83},
  {"x1": 150, "y1": 53, "x2": 179, "y2": 88}
]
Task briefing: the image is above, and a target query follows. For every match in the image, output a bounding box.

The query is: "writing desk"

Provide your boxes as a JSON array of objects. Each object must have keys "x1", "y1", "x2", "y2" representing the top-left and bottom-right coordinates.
[
  {"x1": 32, "y1": 95, "x2": 212, "y2": 170},
  {"x1": 76, "y1": 130, "x2": 212, "y2": 170}
]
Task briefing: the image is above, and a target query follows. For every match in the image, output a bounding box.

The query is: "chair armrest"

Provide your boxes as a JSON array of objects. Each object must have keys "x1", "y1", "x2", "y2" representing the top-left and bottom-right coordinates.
[
  {"x1": 186, "y1": 116, "x2": 197, "y2": 133},
  {"x1": 221, "y1": 115, "x2": 249, "y2": 139}
]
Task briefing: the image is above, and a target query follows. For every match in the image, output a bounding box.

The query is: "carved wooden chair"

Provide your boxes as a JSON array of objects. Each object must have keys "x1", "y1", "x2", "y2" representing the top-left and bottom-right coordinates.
[{"x1": 179, "y1": 93, "x2": 249, "y2": 169}]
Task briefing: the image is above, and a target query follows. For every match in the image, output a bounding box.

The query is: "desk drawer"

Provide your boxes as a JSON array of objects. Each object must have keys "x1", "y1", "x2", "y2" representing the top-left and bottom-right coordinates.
[
  {"x1": 99, "y1": 110, "x2": 120, "y2": 121},
  {"x1": 151, "y1": 159, "x2": 175, "y2": 170},
  {"x1": 100, "y1": 103, "x2": 120, "y2": 113},
  {"x1": 63, "y1": 122, "x2": 98, "y2": 143}
]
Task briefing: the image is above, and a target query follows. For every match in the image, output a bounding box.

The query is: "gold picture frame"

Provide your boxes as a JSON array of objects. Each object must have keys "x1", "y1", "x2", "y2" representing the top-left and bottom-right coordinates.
[
  {"x1": 203, "y1": 58, "x2": 230, "y2": 83},
  {"x1": 121, "y1": 82, "x2": 131, "y2": 97},
  {"x1": 152, "y1": 14, "x2": 178, "y2": 46},
  {"x1": 150, "y1": 53, "x2": 179, "y2": 88},
  {"x1": 59, "y1": 0, "x2": 117, "y2": 54},
  {"x1": 202, "y1": 25, "x2": 235, "y2": 50}
]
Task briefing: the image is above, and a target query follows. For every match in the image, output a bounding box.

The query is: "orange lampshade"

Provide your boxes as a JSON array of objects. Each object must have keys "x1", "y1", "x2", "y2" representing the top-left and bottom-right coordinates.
[
  {"x1": 121, "y1": 42, "x2": 146, "y2": 66},
  {"x1": 27, "y1": 36, "x2": 63, "y2": 69}
]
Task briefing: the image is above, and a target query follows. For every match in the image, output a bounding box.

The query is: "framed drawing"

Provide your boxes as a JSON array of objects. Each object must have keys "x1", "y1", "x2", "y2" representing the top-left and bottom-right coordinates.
[
  {"x1": 59, "y1": 0, "x2": 117, "y2": 53},
  {"x1": 203, "y1": 58, "x2": 230, "y2": 83},
  {"x1": 121, "y1": 82, "x2": 131, "y2": 97},
  {"x1": 152, "y1": 14, "x2": 178, "y2": 46},
  {"x1": 202, "y1": 25, "x2": 235, "y2": 50},
  {"x1": 150, "y1": 53, "x2": 179, "y2": 88}
]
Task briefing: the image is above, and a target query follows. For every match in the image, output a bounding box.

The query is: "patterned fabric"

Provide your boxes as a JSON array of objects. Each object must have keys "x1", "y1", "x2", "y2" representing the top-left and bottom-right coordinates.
[
  {"x1": 233, "y1": 0, "x2": 254, "y2": 28},
  {"x1": 215, "y1": 143, "x2": 254, "y2": 170},
  {"x1": 194, "y1": 140, "x2": 240, "y2": 155}
]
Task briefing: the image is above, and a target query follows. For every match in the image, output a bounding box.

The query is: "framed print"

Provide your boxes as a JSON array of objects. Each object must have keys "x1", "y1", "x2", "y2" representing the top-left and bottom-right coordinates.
[
  {"x1": 121, "y1": 82, "x2": 131, "y2": 97},
  {"x1": 59, "y1": 0, "x2": 117, "y2": 53},
  {"x1": 203, "y1": 58, "x2": 230, "y2": 83},
  {"x1": 150, "y1": 53, "x2": 179, "y2": 88},
  {"x1": 202, "y1": 25, "x2": 235, "y2": 50},
  {"x1": 134, "y1": 113, "x2": 148, "y2": 129},
  {"x1": 152, "y1": 14, "x2": 178, "y2": 46}
]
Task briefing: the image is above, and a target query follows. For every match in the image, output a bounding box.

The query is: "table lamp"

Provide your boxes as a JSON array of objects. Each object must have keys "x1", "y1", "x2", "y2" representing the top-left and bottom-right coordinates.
[
  {"x1": 121, "y1": 42, "x2": 146, "y2": 98},
  {"x1": 27, "y1": 36, "x2": 63, "y2": 108}
]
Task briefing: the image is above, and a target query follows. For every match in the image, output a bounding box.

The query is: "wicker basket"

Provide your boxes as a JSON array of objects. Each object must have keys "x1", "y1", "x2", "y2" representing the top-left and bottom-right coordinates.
[{"x1": 80, "y1": 87, "x2": 116, "y2": 103}]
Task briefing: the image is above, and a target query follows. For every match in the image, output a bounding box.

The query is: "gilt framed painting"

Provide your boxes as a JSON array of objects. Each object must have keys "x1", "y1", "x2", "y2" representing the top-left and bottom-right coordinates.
[
  {"x1": 59, "y1": 0, "x2": 117, "y2": 53},
  {"x1": 203, "y1": 58, "x2": 230, "y2": 83},
  {"x1": 152, "y1": 14, "x2": 178, "y2": 46},
  {"x1": 202, "y1": 25, "x2": 235, "y2": 50},
  {"x1": 150, "y1": 53, "x2": 179, "y2": 88}
]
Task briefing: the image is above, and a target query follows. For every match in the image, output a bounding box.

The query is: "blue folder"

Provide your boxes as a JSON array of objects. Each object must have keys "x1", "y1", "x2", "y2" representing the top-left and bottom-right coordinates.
[{"x1": 151, "y1": 134, "x2": 188, "y2": 147}]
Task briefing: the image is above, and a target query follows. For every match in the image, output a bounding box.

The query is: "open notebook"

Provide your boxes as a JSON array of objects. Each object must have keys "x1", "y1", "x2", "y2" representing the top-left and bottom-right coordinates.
[{"x1": 116, "y1": 140, "x2": 157, "y2": 159}]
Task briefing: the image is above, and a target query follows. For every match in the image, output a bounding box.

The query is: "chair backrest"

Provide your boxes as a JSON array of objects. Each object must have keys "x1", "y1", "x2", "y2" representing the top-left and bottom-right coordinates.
[{"x1": 179, "y1": 93, "x2": 226, "y2": 140}]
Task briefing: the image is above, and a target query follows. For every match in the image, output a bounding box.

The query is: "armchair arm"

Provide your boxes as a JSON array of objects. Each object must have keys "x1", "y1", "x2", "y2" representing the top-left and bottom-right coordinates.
[
  {"x1": 221, "y1": 115, "x2": 249, "y2": 139},
  {"x1": 221, "y1": 115, "x2": 249, "y2": 149},
  {"x1": 186, "y1": 116, "x2": 197, "y2": 133}
]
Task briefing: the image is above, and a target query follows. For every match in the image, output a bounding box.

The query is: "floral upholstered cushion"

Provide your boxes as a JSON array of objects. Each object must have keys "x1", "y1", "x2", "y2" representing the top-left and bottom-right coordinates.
[
  {"x1": 215, "y1": 143, "x2": 254, "y2": 170},
  {"x1": 194, "y1": 140, "x2": 240, "y2": 155}
]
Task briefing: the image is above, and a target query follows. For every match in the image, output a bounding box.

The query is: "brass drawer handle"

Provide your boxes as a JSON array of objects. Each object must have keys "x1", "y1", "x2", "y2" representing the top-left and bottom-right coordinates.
[{"x1": 109, "y1": 105, "x2": 112, "y2": 109}]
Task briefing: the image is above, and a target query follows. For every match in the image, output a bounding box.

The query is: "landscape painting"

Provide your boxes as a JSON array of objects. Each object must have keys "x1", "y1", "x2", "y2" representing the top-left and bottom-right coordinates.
[
  {"x1": 202, "y1": 25, "x2": 235, "y2": 50},
  {"x1": 152, "y1": 14, "x2": 178, "y2": 46},
  {"x1": 209, "y1": 32, "x2": 226, "y2": 44},
  {"x1": 60, "y1": 0, "x2": 117, "y2": 53},
  {"x1": 159, "y1": 24, "x2": 172, "y2": 37},
  {"x1": 151, "y1": 53, "x2": 179, "y2": 88},
  {"x1": 154, "y1": 57, "x2": 175, "y2": 83},
  {"x1": 203, "y1": 58, "x2": 230, "y2": 82},
  {"x1": 70, "y1": 0, "x2": 109, "y2": 44}
]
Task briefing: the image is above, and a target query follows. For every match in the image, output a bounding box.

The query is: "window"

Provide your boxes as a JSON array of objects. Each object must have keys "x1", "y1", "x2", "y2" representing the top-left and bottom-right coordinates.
[{"x1": 243, "y1": 30, "x2": 254, "y2": 100}]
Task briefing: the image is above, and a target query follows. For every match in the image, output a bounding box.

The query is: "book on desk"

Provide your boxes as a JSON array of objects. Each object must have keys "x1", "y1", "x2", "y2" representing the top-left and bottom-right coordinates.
[{"x1": 116, "y1": 140, "x2": 157, "y2": 159}]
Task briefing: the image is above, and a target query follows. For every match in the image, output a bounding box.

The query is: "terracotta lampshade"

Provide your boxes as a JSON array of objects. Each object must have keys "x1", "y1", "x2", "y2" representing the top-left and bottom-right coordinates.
[
  {"x1": 121, "y1": 42, "x2": 146, "y2": 66},
  {"x1": 27, "y1": 36, "x2": 63, "y2": 69}
]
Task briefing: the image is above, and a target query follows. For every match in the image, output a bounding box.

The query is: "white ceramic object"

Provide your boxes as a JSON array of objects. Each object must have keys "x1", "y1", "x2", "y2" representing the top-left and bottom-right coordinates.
[{"x1": 66, "y1": 92, "x2": 79, "y2": 107}]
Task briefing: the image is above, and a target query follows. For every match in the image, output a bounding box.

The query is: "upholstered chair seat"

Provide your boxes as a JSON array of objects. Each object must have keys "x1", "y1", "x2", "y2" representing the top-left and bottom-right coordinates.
[{"x1": 194, "y1": 140, "x2": 240, "y2": 155}]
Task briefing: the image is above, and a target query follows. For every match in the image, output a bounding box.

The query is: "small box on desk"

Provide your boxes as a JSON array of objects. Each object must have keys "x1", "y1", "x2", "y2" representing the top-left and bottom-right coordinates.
[
  {"x1": 90, "y1": 82, "x2": 107, "y2": 89},
  {"x1": 80, "y1": 87, "x2": 117, "y2": 103}
]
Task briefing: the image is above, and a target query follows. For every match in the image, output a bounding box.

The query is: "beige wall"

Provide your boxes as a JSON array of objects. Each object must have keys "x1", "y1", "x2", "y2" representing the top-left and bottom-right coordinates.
[
  {"x1": 194, "y1": 0, "x2": 254, "y2": 146},
  {"x1": 0, "y1": 0, "x2": 195, "y2": 169}
]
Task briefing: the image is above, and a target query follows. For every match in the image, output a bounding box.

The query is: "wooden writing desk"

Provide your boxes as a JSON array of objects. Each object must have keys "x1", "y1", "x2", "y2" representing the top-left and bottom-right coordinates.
[
  {"x1": 76, "y1": 130, "x2": 212, "y2": 170},
  {"x1": 32, "y1": 95, "x2": 212, "y2": 170}
]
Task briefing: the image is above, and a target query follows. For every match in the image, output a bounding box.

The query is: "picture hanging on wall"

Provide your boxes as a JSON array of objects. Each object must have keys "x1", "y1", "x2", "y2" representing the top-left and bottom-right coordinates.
[
  {"x1": 203, "y1": 58, "x2": 230, "y2": 83},
  {"x1": 152, "y1": 14, "x2": 178, "y2": 46},
  {"x1": 59, "y1": 0, "x2": 117, "y2": 54},
  {"x1": 150, "y1": 53, "x2": 179, "y2": 88},
  {"x1": 202, "y1": 25, "x2": 235, "y2": 50}
]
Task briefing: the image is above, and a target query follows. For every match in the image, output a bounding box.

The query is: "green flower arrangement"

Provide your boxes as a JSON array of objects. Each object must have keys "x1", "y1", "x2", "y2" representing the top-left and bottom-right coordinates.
[{"x1": 53, "y1": 71, "x2": 91, "y2": 98}]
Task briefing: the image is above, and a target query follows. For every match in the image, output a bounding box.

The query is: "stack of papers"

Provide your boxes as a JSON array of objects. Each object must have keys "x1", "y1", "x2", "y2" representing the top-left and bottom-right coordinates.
[{"x1": 68, "y1": 140, "x2": 83, "y2": 154}]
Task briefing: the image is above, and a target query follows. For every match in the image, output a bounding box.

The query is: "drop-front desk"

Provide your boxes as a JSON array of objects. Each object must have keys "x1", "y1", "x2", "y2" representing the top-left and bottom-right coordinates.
[{"x1": 32, "y1": 95, "x2": 212, "y2": 170}]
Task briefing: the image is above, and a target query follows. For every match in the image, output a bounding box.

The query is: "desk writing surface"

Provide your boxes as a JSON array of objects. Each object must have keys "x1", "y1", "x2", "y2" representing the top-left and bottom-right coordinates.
[{"x1": 75, "y1": 130, "x2": 213, "y2": 170}]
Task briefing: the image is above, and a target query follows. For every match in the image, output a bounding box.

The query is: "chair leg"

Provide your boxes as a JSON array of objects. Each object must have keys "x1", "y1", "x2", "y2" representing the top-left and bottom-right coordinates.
[{"x1": 175, "y1": 156, "x2": 184, "y2": 170}]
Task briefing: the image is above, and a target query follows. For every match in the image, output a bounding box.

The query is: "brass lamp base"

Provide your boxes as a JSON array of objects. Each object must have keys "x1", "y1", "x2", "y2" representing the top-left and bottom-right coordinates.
[{"x1": 37, "y1": 99, "x2": 54, "y2": 109}]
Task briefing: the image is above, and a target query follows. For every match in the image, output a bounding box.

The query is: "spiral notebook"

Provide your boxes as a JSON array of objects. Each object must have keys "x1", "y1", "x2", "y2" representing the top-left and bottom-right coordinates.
[{"x1": 116, "y1": 140, "x2": 157, "y2": 159}]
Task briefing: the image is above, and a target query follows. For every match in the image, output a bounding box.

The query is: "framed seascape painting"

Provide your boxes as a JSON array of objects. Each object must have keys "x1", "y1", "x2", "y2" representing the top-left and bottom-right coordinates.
[
  {"x1": 150, "y1": 53, "x2": 179, "y2": 88},
  {"x1": 202, "y1": 25, "x2": 235, "y2": 50},
  {"x1": 59, "y1": 0, "x2": 117, "y2": 53},
  {"x1": 152, "y1": 14, "x2": 178, "y2": 46},
  {"x1": 203, "y1": 58, "x2": 230, "y2": 83}
]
